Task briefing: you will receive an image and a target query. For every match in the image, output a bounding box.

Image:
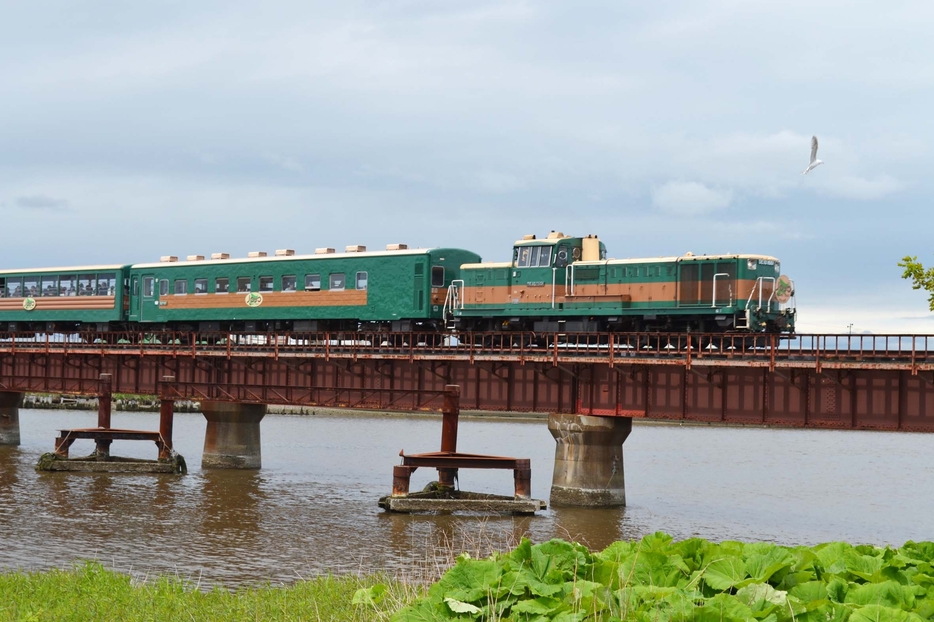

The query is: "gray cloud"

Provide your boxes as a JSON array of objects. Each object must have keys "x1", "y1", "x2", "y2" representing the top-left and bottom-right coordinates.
[{"x1": 14, "y1": 195, "x2": 69, "y2": 211}]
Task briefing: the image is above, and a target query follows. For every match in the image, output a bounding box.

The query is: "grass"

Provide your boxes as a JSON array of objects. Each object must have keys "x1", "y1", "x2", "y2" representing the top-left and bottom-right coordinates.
[{"x1": 0, "y1": 562, "x2": 423, "y2": 621}]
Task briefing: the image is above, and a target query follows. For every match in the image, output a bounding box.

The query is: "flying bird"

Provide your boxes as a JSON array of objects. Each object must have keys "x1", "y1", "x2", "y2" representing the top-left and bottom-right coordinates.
[{"x1": 802, "y1": 135, "x2": 823, "y2": 175}]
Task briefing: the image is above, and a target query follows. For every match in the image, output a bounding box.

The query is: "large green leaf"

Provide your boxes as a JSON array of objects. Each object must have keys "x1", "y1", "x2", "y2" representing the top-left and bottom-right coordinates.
[
  {"x1": 849, "y1": 604, "x2": 926, "y2": 622},
  {"x1": 845, "y1": 581, "x2": 915, "y2": 609},
  {"x1": 746, "y1": 548, "x2": 795, "y2": 584},
  {"x1": 704, "y1": 557, "x2": 748, "y2": 591},
  {"x1": 789, "y1": 580, "x2": 828, "y2": 603}
]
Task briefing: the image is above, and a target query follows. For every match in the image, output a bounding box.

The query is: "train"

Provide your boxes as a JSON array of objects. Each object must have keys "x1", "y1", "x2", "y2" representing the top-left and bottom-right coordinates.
[{"x1": 0, "y1": 231, "x2": 795, "y2": 336}]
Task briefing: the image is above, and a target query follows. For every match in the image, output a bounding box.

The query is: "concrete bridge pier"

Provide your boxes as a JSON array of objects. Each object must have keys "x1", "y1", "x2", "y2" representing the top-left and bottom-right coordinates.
[
  {"x1": 548, "y1": 413, "x2": 632, "y2": 508},
  {"x1": 201, "y1": 401, "x2": 267, "y2": 469},
  {"x1": 0, "y1": 392, "x2": 23, "y2": 446}
]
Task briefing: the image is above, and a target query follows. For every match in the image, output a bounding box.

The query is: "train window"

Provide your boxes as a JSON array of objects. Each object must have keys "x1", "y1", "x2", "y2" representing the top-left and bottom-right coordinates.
[
  {"x1": 77, "y1": 275, "x2": 95, "y2": 296},
  {"x1": 215, "y1": 278, "x2": 229, "y2": 294},
  {"x1": 98, "y1": 273, "x2": 116, "y2": 296},
  {"x1": 282, "y1": 275, "x2": 297, "y2": 292},
  {"x1": 305, "y1": 274, "x2": 321, "y2": 291},
  {"x1": 356, "y1": 271, "x2": 368, "y2": 290},
  {"x1": 23, "y1": 277, "x2": 38, "y2": 297},
  {"x1": 431, "y1": 266, "x2": 444, "y2": 288},
  {"x1": 174, "y1": 280, "x2": 187, "y2": 295},
  {"x1": 60, "y1": 275, "x2": 76, "y2": 296},
  {"x1": 539, "y1": 247, "x2": 552, "y2": 267},
  {"x1": 517, "y1": 246, "x2": 531, "y2": 267},
  {"x1": 529, "y1": 246, "x2": 541, "y2": 267},
  {"x1": 3, "y1": 277, "x2": 17, "y2": 298},
  {"x1": 160, "y1": 279, "x2": 169, "y2": 296},
  {"x1": 555, "y1": 245, "x2": 569, "y2": 268},
  {"x1": 329, "y1": 273, "x2": 345, "y2": 291},
  {"x1": 143, "y1": 277, "x2": 154, "y2": 297},
  {"x1": 0, "y1": 277, "x2": 5, "y2": 298},
  {"x1": 41, "y1": 275, "x2": 58, "y2": 297},
  {"x1": 194, "y1": 278, "x2": 208, "y2": 294},
  {"x1": 259, "y1": 276, "x2": 273, "y2": 292},
  {"x1": 237, "y1": 277, "x2": 251, "y2": 293}
]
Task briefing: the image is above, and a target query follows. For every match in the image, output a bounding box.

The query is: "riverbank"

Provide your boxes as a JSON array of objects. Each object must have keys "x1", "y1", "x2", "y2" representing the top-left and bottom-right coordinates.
[
  {"x1": 8, "y1": 533, "x2": 934, "y2": 622},
  {"x1": 21, "y1": 394, "x2": 779, "y2": 428},
  {"x1": 21, "y1": 392, "x2": 548, "y2": 420},
  {"x1": 0, "y1": 562, "x2": 417, "y2": 621}
]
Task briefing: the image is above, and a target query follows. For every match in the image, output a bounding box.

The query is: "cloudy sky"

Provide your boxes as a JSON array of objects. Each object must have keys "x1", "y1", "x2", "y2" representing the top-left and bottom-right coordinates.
[{"x1": 1, "y1": 0, "x2": 932, "y2": 333}]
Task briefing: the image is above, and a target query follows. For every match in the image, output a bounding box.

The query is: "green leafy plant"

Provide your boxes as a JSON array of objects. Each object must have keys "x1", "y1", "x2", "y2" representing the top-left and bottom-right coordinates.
[{"x1": 387, "y1": 533, "x2": 934, "y2": 622}]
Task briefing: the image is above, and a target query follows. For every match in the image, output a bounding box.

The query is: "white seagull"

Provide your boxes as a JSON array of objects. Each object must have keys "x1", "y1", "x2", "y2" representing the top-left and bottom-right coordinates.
[{"x1": 802, "y1": 135, "x2": 823, "y2": 175}]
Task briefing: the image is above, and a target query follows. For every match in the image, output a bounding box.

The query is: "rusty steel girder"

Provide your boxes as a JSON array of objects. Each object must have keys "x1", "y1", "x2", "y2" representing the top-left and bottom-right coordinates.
[{"x1": 0, "y1": 332, "x2": 932, "y2": 431}]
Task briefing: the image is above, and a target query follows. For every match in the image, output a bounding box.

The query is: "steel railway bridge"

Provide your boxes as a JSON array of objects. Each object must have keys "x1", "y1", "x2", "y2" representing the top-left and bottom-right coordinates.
[{"x1": 2, "y1": 330, "x2": 932, "y2": 507}]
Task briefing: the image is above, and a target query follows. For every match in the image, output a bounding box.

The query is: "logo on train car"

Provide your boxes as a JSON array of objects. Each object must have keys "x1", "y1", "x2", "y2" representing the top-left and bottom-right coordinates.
[
  {"x1": 245, "y1": 293, "x2": 264, "y2": 307},
  {"x1": 775, "y1": 275, "x2": 793, "y2": 304},
  {"x1": 22, "y1": 297, "x2": 36, "y2": 311}
]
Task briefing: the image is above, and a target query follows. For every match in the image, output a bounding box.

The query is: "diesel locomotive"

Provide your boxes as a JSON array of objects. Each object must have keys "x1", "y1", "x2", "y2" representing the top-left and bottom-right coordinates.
[{"x1": 0, "y1": 232, "x2": 795, "y2": 335}]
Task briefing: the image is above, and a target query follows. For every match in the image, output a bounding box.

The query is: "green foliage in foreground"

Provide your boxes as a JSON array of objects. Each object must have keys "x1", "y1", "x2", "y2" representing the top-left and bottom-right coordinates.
[
  {"x1": 900, "y1": 255, "x2": 934, "y2": 311},
  {"x1": 0, "y1": 562, "x2": 415, "y2": 622},
  {"x1": 370, "y1": 532, "x2": 934, "y2": 622}
]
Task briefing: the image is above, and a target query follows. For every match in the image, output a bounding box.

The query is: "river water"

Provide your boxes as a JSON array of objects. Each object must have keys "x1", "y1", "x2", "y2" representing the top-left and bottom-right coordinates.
[{"x1": 1, "y1": 408, "x2": 932, "y2": 586}]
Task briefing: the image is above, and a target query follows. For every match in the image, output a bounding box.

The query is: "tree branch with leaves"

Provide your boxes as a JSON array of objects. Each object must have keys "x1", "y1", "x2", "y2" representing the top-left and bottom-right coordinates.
[{"x1": 899, "y1": 256, "x2": 934, "y2": 311}]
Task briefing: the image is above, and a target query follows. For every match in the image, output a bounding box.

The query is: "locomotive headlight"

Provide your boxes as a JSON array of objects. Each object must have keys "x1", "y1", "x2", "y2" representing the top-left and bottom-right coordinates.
[{"x1": 747, "y1": 259, "x2": 757, "y2": 270}]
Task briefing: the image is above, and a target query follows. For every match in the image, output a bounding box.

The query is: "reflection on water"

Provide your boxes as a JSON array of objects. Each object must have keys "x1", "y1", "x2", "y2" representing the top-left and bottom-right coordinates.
[{"x1": 2, "y1": 409, "x2": 934, "y2": 586}]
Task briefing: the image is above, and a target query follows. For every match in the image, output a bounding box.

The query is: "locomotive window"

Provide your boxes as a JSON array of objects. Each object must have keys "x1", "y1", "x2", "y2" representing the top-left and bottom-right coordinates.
[
  {"x1": 0, "y1": 277, "x2": 5, "y2": 298},
  {"x1": 194, "y1": 278, "x2": 208, "y2": 294},
  {"x1": 60, "y1": 274, "x2": 76, "y2": 296},
  {"x1": 215, "y1": 278, "x2": 229, "y2": 294},
  {"x1": 174, "y1": 280, "x2": 187, "y2": 295},
  {"x1": 41, "y1": 275, "x2": 58, "y2": 297},
  {"x1": 259, "y1": 276, "x2": 273, "y2": 292},
  {"x1": 517, "y1": 247, "x2": 531, "y2": 267},
  {"x1": 529, "y1": 246, "x2": 541, "y2": 267},
  {"x1": 356, "y1": 271, "x2": 368, "y2": 290},
  {"x1": 329, "y1": 273, "x2": 345, "y2": 291},
  {"x1": 237, "y1": 277, "x2": 251, "y2": 292},
  {"x1": 143, "y1": 277, "x2": 154, "y2": 297},
  {"x1": 538, "y1": 247, "x2": 552, "y2": 267},
  {"x1": 160, "y1": 279, "x2": 169, "y2": 296},
  {"x1": 305, "y1": 274, "x2": 321, "y2": 291},
  {"x1": 431, "y1": 266, "x2": 444, "y2": 288},
  {"x1": 282, "y1": 275, "x2": 297, "y2": 292}
]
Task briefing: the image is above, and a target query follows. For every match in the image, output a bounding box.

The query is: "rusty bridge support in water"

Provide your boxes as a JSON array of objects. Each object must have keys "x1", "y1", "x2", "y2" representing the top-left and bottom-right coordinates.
[{"x1": 0, "y1": 391, "x2": 22, "y2": 446}]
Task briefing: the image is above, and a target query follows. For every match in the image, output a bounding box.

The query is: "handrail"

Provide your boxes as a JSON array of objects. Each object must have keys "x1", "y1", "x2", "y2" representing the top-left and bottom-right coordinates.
[
  {"x1": 745, "y1": 276, "x2": 776, "y2": 313},
  {"x1": 441, "y1": 279, "x2": 464, "y2": 323}
]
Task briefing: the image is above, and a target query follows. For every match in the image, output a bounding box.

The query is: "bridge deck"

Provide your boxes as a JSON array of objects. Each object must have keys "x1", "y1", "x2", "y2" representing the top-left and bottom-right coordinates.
[{"x1": 1, "y1": 331, "x2": 933, "y2": 431}]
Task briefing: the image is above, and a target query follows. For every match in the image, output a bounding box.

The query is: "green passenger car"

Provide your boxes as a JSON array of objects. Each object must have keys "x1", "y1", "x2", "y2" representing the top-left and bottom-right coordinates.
[
  {"x1": 450, "y1": 232, "x2": 796, "y2": 334},
  {"x1": 0, "y1": 265, "x2": 130, "y2": 332},
  {"x1": 126, "y1": 246, "x2": 481, "y2": 332}
]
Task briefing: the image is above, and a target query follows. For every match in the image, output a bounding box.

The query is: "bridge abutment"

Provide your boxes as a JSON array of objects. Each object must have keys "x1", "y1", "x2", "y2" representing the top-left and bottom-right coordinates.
[
  {"x1": 0, "y1": 392, "x2": 22, "y2": 446},
  {"x1": 201, "y1": 402, "x2": 266, "y2": 469},
  {"x1": 548, "y1": 413, "x2": 632, "y2": 508}
]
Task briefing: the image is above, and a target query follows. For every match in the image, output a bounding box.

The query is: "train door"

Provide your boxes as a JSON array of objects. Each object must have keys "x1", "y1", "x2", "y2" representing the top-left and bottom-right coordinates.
[
  {"x1": 712, "y1": 261, "x2": 736, "y2": 307},
  {"x1": 413, "y1": 263, "x2": 425, "y2": 314},
  {"x1": 140, "y1": 274, "x2": 157, "y2": 322},
  {"x1": 128, "y1": 276, "x2": 140, "y2": 322}
]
